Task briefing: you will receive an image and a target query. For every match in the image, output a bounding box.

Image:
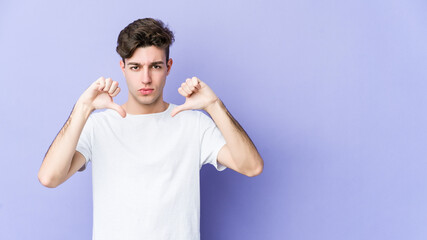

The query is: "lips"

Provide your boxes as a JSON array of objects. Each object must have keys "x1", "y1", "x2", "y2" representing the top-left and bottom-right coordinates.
[{"x1": 139, "y1": 88, "x2": 154, "y2": 95}]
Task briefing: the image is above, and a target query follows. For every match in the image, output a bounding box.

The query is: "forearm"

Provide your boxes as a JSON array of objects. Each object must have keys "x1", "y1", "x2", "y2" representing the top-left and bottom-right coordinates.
[
  {"x1": 38, "y1": 101, "x2": 93, "y2": 186},
  {"x1": 205, "y1": 99, "x2": 263, "y2": 171}
]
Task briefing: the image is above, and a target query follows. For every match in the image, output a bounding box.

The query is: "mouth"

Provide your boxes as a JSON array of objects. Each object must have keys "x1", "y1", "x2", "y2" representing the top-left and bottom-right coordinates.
[{"x1": 138, "y1": 88, "x2": 154, "y2": 95}]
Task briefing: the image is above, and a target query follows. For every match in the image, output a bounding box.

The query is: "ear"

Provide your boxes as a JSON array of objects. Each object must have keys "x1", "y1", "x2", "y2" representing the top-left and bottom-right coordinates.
[
  {"x1": 119, "y1": 60, "x2": 125, "y2": 75},
  {"x1": 166, "y1": 58, "x2": 173, "y2": 76}
]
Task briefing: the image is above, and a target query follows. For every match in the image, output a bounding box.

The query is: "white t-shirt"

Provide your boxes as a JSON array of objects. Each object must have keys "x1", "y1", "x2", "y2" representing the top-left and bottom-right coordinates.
[{"x1": 76, "y1": 103, "x2": 227, "y2": 240}]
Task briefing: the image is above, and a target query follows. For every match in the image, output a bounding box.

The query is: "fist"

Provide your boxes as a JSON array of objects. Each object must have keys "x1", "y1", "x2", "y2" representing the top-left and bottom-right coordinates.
[
  {"x1": 171, "y1": 77, "x2": 219, "y2": 117},
  {"x1": 77, "y1": 76, "x2": 126, "y2": 118}
]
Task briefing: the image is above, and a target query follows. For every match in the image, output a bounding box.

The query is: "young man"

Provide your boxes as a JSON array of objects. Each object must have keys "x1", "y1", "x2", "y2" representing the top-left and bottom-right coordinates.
[{"x1": 38, "y1": 18, "x2": 263, "y2": 239}]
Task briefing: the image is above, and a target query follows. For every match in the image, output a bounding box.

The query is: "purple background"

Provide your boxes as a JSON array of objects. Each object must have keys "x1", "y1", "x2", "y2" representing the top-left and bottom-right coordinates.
[{"x1": 1, "y1": 0, "x2": 427, "y2": 239}]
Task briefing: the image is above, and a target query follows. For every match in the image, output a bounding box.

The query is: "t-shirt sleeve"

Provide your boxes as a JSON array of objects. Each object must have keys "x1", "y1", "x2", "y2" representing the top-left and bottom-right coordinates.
[
  {"x1": 199, "y1": 111, "x2": 227, "y2": 171},
  {"x1": 76, "y1": 115, "x2": 94, "y2": 172}
]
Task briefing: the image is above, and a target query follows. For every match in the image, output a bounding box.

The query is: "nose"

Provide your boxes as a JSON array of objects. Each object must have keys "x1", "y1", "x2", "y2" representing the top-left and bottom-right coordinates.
[{"x1": 141, "y1": 67, "x2": 152, "y2": 84}]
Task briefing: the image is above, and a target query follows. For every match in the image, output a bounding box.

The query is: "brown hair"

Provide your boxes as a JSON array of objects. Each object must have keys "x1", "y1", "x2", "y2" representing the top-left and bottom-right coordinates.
[{"x1": 116, "y1": 18, "x2": 175, "y2": 64}]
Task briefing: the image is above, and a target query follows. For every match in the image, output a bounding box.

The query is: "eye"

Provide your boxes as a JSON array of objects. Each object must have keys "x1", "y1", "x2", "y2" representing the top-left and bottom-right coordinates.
[
  {"x1": 152, "y1": 65, "x2": 161, "y2": 69},
  {"x1": 130, "y1": 66, "x2": 139, "y2": 70}
]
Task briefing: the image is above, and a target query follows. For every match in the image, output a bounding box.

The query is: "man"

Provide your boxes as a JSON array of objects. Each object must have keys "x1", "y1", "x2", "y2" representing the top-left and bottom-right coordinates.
[{"x1": 38, "y1": 18, "x2": 263, "y2": 240}]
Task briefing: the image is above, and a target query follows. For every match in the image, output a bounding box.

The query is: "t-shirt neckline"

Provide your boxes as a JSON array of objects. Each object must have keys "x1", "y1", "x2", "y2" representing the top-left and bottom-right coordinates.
[{"x1": 122, "y1": 103, "x2": 173, "y2": 118}]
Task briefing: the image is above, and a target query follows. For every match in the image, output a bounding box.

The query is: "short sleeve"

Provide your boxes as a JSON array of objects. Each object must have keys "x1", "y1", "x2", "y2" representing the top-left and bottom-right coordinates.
[
  {"x1": 76, "y1": 115, "x2": 94, "y2": 172},
  {"x1": 199, "y1": 111, "x2": 227, "y2": 171}
]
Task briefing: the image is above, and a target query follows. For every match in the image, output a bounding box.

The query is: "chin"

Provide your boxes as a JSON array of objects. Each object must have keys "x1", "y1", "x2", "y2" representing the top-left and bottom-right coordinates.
[
  {"x1": 138, "y1": 97, "x2": 160, "y2": 106},
  {"x1": 129, "y1": 91, "x2": 162, "y2": 106}
]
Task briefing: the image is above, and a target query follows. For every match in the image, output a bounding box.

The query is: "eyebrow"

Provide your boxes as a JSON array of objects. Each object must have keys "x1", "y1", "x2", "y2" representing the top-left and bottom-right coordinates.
[{"x1": 127, "y1": 61, "x2": 165, "y2": 66}]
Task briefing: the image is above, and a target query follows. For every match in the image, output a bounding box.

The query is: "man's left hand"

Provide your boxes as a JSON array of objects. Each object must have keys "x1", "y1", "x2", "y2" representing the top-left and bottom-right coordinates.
[{"x1": 171, "y1": 77, "x2": 219, "y2": 117}]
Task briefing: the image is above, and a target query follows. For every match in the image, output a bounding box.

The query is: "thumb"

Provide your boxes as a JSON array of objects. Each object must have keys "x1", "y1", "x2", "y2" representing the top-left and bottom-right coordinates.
[
  {"x1": 171, "y1": 104, "x2": 188, "y2": 117},
  {"x1": 108, "y1": 102, "x2": 127, "y2": 118}
]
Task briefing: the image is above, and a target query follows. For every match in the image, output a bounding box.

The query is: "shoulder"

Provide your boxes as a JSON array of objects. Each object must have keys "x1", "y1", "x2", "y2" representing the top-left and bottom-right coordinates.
[
  {"x1": 87, "y1": 109, "x2": 118, "y2": 123},
  {"x1": 175, "y1": 107, "x2": 215, "y2": 128}
]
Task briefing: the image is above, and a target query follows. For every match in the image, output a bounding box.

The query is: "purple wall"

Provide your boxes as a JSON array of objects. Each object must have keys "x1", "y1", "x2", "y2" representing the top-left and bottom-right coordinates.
[{"x1": 1, "y1": 0, "x2": 427, "y2": 239}]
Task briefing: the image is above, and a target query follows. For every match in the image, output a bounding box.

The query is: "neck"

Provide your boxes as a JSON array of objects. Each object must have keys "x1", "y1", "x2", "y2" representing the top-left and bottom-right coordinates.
[{"x1": 122, "y1": 98, "x2": 169, "y2": 115}]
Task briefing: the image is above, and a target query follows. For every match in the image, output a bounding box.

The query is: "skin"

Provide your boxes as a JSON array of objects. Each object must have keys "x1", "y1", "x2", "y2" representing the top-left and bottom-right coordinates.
[{"x1": 119, "y1": 46, "x2": 173, "y2": 115}]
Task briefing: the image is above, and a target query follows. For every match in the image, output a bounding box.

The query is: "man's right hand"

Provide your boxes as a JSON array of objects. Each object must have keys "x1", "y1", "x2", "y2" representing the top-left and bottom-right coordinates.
[{"x1": 77, "y1": 76, "x2": 126, "y2": 118}]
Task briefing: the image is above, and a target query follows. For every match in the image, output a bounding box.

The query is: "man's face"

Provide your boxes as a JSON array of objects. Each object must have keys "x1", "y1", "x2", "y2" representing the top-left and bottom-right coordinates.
[{"x1": 120, "y1": 46, "x2": 172, "y2": 108}]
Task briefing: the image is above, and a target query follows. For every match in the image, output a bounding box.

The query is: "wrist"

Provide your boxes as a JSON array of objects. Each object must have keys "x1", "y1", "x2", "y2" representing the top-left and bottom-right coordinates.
[
  {"x1": 74, "y1": 100, "x2": 95, "y2": 118},
  {"x1": 204, "y1": 98, "x2": 222, "y2": 115}
]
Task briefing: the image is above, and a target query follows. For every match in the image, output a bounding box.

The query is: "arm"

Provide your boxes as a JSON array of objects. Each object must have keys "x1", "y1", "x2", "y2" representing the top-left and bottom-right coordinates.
[
  {"x1": 206, "y1": 99, "x2": 263, "y2": 177},
  {"x1": 38, "y1": 77, "x2": 126, "y2": 188},
  {"x1": 38, "y1": 103, "x2": 93, "y2": 188},
  {"x1": 171, "y1": 77, "x2": 264, "y2": 177}
]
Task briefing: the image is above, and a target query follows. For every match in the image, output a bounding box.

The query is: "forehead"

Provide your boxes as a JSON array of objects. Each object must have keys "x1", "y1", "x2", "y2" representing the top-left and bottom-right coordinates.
[{"x1": 126, "y1": 46, "x2": 166, "y2": 64}]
